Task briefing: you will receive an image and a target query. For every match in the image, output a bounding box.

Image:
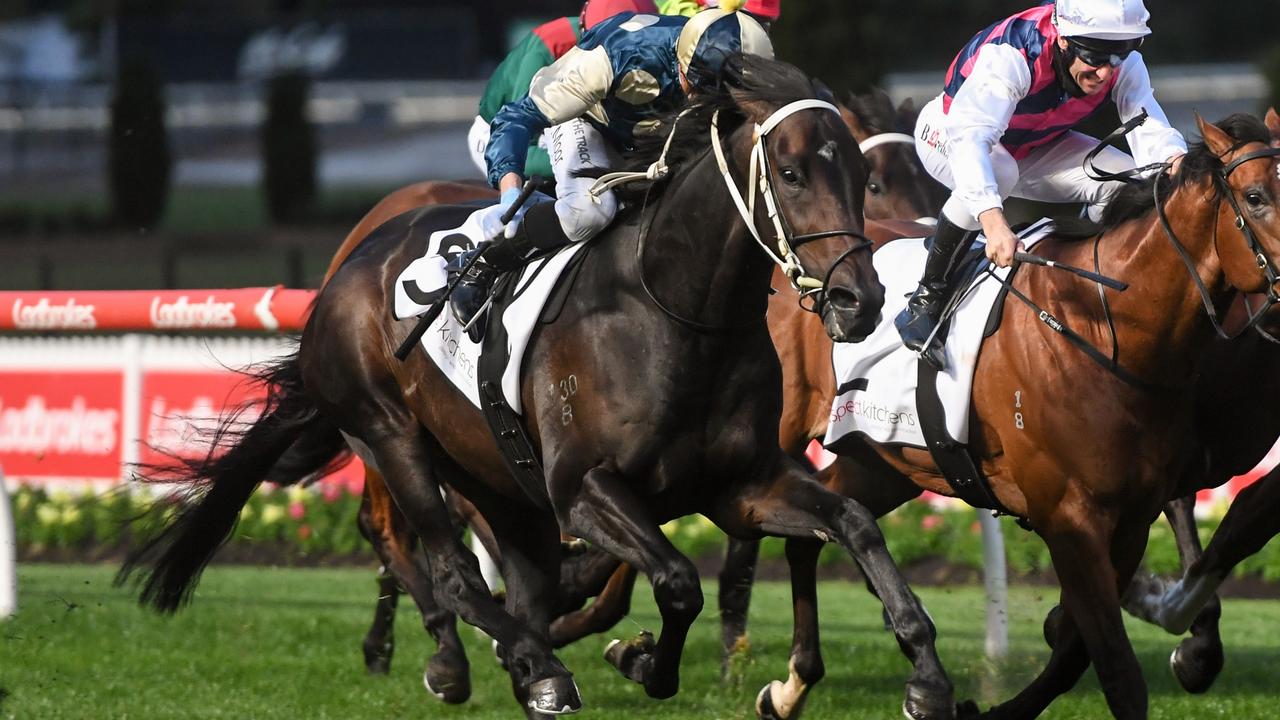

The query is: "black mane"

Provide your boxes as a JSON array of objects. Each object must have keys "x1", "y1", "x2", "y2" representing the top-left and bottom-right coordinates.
[{"x1": 1056, "y1": 113, "x2": 1272, "y2": 239}]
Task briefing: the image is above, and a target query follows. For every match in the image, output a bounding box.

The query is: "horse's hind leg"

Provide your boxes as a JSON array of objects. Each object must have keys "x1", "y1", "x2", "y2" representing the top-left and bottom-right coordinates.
[
  {"x1": 550, "y1": 561, "x2": 637, "y2": 648},
  {"x1": 711, "y1": 458, "x2": 953, "y2": 720},
  {"x1": 360, "y1": 467, "x2": 472, "y2": 702},
  {"x1": 362, "y1": 426, "x2": 577, "y2": 716},
  {"x1": 356, "y1": 484, "x2": 399, "y2": 675},
  {"x1": 558, "y1": 467, "x2": 703, "y2": 700},
  {"x1": 475, "y1": 501, "x2": 575, "y2": 717}
]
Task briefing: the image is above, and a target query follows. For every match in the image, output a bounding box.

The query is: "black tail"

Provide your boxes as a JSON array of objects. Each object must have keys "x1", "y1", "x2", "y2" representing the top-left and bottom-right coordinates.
[{"x1": 116, "y1": 348, "x2": 348, "y2": 613}]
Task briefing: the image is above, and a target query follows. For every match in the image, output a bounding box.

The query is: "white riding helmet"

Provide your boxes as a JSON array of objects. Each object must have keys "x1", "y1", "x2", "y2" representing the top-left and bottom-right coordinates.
[{"x1": 1053, "y1": 0, "x2": 1151, "y2": 41}]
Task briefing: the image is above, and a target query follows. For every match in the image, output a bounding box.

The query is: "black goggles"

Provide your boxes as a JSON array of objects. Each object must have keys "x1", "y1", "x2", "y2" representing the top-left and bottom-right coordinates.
[{"x1": 1065, "y1": 38, "x2": 1141, "y2": 68}]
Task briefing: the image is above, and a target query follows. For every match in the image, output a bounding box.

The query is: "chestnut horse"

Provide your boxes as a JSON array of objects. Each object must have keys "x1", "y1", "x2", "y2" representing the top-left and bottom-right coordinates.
[
  {"x1": 326, "y1": 90, "x2": 945, "y2": 701},
  {"x1": 763, "y1": 113, "x2": 1280, "y2": 719},
  {"x1": 120, "y1": 57, "x2": 966, "y2": 719}
]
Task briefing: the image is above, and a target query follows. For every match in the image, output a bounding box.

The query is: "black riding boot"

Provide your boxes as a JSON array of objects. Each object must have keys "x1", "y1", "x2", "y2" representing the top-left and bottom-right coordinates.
[
  {"x1": 448, "y1": 202, "x2": 573, "y2": 340},
  {"x1": 894, "y1": 215, "x2": 977, "y2": 370}
]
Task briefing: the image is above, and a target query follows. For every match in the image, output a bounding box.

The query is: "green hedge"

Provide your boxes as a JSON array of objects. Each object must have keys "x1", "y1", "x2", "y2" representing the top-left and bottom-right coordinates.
[{"x1": 10, "y1": 486, "x2": 1280, "y2": 581}]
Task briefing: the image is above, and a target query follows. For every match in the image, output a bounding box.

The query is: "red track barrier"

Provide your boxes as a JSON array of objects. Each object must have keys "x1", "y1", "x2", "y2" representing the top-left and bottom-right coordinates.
[{"x1": 0, "y1": 287, "x2": 316, "y2": 332}]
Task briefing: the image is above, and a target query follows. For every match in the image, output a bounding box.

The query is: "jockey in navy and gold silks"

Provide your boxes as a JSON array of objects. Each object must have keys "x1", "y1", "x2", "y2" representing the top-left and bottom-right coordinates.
[
  {"x1": 448, "y1": 5, "x2": 773, "y2": 334},
  {"x1": 467, "y1": 0, "x2": 661, "y2": 179}
]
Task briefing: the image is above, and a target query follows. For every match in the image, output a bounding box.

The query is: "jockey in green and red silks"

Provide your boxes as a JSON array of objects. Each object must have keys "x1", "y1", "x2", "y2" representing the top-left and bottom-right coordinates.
[
  {"x1": 898, "y1": 0, "x2": 1188, "y2": 370},
  {"x1": 469, "y1": 0, "x2": 661, "y2": 180}
]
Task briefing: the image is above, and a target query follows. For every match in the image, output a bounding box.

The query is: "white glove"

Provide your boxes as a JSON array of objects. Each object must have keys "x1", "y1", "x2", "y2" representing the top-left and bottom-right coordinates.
[{"x1": 478, "y1": 186, "x2": 532, "y2": 241}]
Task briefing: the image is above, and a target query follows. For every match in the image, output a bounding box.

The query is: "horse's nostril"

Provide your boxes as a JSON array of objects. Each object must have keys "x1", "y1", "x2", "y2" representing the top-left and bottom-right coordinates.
[{"x1": 825, "y1": 287, "x2": 860, "y2": 313}]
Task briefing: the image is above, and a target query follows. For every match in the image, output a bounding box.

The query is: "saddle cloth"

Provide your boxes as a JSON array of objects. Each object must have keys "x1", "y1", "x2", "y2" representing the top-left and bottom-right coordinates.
[
  {"x1": 391, "y1": 202, "x2": 586, "y2": 413},
  {"x1": 824, "y1": 219, "x2": 1054, "y2": 449}
]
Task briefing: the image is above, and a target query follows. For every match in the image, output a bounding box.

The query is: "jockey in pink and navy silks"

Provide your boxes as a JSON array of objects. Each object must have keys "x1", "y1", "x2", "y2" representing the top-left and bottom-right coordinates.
[
  {"x1": 447, "y1": 6, "x2": 773, "y2": 335},
  {"x1": 896, "y1": 0, "x2": 1187, "y2": 370}
]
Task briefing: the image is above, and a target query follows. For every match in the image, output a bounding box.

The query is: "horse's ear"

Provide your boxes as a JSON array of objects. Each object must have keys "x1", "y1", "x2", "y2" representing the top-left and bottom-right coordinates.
[
  {"x1": 1196, "y1": 113, "x2": 1233, "y2": 157},
  {"x1": 896, "y1": 97, "x2": 918, "y2": 131},
  {"x1": 1265, "y1": 107, "x2": 1280, "y2": 145}
]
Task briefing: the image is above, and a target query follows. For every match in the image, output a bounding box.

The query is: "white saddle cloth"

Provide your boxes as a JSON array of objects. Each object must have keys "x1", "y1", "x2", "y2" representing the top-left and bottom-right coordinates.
[
  {"x1": 391, "y1": 204, "x2": 586, "y2": 413},
  {"x1": 825, "y1": 219, "x2": 1054, "y2": 449}
]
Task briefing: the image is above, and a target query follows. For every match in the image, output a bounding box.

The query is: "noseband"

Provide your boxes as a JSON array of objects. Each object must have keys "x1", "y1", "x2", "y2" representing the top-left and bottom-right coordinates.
[
  {"x1": 710, "y1": 99, "x2": 872, "y2": 313},
  {"x1": 1157, "y1": 143, "x2": 1280, "y2": 341}
]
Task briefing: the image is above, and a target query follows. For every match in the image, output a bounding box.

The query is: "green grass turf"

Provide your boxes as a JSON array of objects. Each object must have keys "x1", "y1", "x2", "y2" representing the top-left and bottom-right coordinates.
[{"x1": 3, "y1": 564, "x2": 1278, "y2": 718}]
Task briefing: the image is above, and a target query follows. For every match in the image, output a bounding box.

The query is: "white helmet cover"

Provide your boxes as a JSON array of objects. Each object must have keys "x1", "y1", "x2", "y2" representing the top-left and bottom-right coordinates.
[{"x1": 1053, "y1": 0, "x2": 1151, "y2": 41}]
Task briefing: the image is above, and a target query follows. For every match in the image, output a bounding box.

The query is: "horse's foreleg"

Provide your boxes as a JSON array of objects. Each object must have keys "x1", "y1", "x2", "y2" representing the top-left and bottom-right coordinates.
[
  {"x1": 1159, "y1": 494, "x2": 1223, "y2": 693},
  {"x1": 993, "y1": 511, "x2": 1149, "y2": 720},
  {"x1": 713, "y1": 457, "x2": 953, "y2": 720},
  {"x1": 753, "y1": 537, "x2": 824, "y2": 720},
  {"x1": 365, "y1": 427, "x2": 577, "y2": 716},
  {"x1": 559, "y1": 466, "x2": 703, "y2": 701},
  {"x1": 718, "y1": 538, "x2": 760, "y2": 678}
]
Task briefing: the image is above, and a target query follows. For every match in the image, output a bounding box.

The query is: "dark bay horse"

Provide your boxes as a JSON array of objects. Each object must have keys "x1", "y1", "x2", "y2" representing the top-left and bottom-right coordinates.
[
  {"x1": 120, "y1": 57, "x2": 966, "y2": 719},
  {"x1": 767, "y1": 113, "x2": 1280, "y2": 719},
  {"x1": 320, "y1": 90, "x2": 945, "y2": 699}
]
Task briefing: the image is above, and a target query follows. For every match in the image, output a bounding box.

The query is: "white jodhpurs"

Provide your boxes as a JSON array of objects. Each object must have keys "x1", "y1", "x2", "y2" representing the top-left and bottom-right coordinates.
[
  {"x1": 914, "y1": 94, "x2": 1136, "y2": 228},
  {"x1": 545, "y1": 118, "x2": 620, "y2": 244}
]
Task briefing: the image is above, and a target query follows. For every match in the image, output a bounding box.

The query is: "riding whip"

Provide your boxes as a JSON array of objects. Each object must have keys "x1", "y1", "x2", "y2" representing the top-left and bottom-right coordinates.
[
  {"x1": 393, "y1": 176, "x2": 543, "y2": 361},
  {"x1": 1012, "y1": 252, "x2": 1128, "y2": 291}
]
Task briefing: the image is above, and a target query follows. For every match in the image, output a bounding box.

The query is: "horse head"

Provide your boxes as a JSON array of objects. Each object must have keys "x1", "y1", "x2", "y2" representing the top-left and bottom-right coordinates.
[
  {"x1": 1196, "y1": 114, "x2": 1280, "y2": 309},
  {"x1": 714, "y1": 58, "x2": 885, "y2": 341},
  {"x1": 840, "y1": 89, "x2": 947, "y2": 221}
]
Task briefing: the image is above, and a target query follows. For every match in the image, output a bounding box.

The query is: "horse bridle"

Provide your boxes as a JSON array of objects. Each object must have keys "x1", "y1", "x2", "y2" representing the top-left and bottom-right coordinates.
[
  {"x1": 710, "y1": 99, "x2": 872, "y2": 312},
  {"x1": 1156, "y1": 142, "x2": 1280, "y2": 341}
]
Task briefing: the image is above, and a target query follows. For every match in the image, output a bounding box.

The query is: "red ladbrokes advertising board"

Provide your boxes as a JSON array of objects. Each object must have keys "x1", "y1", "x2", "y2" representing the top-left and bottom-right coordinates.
[
  {"x1": 0, "y1": 371, "x2": 124, "y2": 479},
  {"x1": 1, "y1": 365, "x2": 362, "y2": 489}
]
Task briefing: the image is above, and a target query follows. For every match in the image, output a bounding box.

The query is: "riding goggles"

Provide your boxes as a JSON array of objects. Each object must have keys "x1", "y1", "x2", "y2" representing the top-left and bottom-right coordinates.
[{"x1": 1065, "y1": 37, "x2": 1142, "y2": 68}]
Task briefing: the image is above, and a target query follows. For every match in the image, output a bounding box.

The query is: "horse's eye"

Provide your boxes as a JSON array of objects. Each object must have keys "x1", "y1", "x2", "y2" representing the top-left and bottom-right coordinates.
[
  {"x1": 780, "y1": 167, "x2": 801, "y2": 185},
  {"x1": 868, "y1": 181, "x2": 882, "y2": 195},
  {"x1": 1246, "y1": 191, "x2": 1267, "y2": 208}
]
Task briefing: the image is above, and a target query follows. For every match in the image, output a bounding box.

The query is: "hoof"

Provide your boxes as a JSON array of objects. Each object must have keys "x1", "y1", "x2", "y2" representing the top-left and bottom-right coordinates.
[
  {"x1": 526, "y1": 675, "x2": 582, "y2": 715},
  {"x1": 604, "y1": 631, "x2": 656, "y2": 685},
  {"x1": 756, "y1": 681, "x2": 806, "y2": 720},
  {"x1": 424, "y1": 653, "x2": 471, "y2": 704},
  {"x1": 1170, "y1": 639, "x2": 1223, "y2": 695},
  {"x1": 362, "y1": 639, "x2": 393, "y2": 674},
  {"x1": 903, "y1": 682, "x2": 956, "y2": 720}
]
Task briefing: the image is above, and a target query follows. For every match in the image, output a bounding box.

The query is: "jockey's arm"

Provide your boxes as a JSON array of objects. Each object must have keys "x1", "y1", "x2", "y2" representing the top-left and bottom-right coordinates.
[
  {"x1": 943, "y1": 44, "x2": 1029, "y2": 225},
  {"x1": 485, "y1": 45, "x2": 615, "y2": 190},
  {"x1": 1111, "y1": 51, "x2": 1188, "y2": 169}
]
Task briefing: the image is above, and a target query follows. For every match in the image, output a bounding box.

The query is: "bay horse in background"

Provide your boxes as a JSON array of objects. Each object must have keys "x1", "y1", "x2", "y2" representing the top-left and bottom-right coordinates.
[
  {"x1": 764, "y1": 113, "x2": 1280, "y2": 719},
  {"x1": 321, "y1": 88, "x2": 946, "y2": 701},
  {"x1": 120, "y1": 57, "x2": 965, "y2": 719}
]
